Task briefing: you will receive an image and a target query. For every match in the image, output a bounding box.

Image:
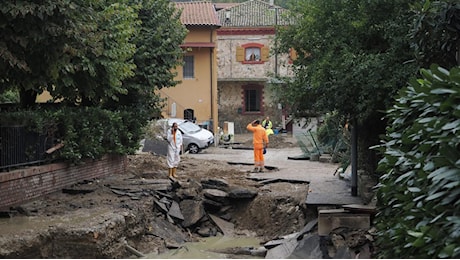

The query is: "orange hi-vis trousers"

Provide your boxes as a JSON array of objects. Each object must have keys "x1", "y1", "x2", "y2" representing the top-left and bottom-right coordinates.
[
  {"x1": 253, "y1": 143, "x2": 265, "y2": 167},
  {"x1": 247, "y1": 123, "x2": 269, "y2": 168}
]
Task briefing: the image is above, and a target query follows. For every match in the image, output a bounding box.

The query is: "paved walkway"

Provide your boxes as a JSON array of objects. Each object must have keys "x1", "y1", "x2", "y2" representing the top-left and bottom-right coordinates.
[{"x1": 186, "y1": 133, "x2": 363, "y2": 206}]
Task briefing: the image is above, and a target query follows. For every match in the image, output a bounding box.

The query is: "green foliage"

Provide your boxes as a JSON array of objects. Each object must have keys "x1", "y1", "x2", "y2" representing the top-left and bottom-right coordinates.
[
  {"x1": 49, "y1": 0, "x2": 139, "y2": 105},
  {"x1": 0, "y1": 0, "x2": 74, "y2": 105},
  {"x1": 113, "y1": 0, "x2": 187, "y2": 116},
  {"x1": 0, "y1": 0, "x2": 139, "y2": 106},
  {"x1": 0, "y1": 89, "x2": 19, "y2": 103},
  {"x1": 56, "y1": 107, "x2": 144, "y2": 160},
  {"x1": 411, "y1": 0, "x2": 460, "y2": 68},
  {"x1": 0, "y1": 0, "x2": 187, "y2": 162},
  {"x1": 276, "y1": 0, "x2": 417, "y2": 122},
  {"x1": 316, "y1": 112, "x2": 350, "y2": 167},
  {"x1": 374, "y1": 65, "x2": 460, "y2": 258},
  {"x1": 1, "y1": 107, "x2": 143, "y2": 163},
  {"x1": 274, "y1": 0, "x2": 418, "y2": 176}
]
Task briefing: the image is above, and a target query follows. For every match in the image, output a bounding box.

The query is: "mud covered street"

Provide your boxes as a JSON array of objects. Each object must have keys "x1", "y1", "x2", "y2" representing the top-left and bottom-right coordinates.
[{"x1": 0, "y1": 134, "x2": 372, "y2": 258}]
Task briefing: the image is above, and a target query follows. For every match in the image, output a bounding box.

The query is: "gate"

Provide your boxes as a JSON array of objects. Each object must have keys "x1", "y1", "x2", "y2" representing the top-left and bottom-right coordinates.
[{"x1": 0, "y1": 125, "x2": 55, "y2": 171}]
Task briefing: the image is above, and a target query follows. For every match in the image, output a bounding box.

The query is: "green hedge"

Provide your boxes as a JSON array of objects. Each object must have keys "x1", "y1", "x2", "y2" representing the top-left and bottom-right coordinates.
[
  {"x1": 374, "y1": 65, "x2": 460, "y2": 258},
  {"x1": 1, "y1": 106, "x2": 146, "y2": 163}
]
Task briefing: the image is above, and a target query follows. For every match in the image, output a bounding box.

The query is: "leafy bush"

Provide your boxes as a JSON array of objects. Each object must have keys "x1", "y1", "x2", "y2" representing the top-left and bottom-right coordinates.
[
  {"x1": 374, "y1": 65, "x2": 460, "y2": 258},
  {"x1": 316, "y1": 112, "x2": 350, "y2": 168},
  {"x1": 0, "y1": 106, "x2": 145, "y2": 163},
  {"x1": 0, "y1": 90, "x2": 19, "y2": 103}
]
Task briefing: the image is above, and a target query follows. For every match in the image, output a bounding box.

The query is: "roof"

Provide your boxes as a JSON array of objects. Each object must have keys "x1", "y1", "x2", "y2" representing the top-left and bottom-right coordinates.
[
  {"x1": 214, "y1": 3, "x2": 239, "y2": 11},
  {"x1": 216, "y1": 0, "x2": 293, "y2": 27},
  {"x1": 175, "y1": 1, "x2": 221, "y2": 27}
]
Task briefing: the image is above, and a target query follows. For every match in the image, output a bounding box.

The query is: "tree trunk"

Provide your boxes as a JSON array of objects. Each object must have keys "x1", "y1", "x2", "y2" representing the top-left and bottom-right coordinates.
[
  {"x1": 19, "y1": 89, "x2": 37, "y2": 108},
  {"x1": 357, "y1": 114, "x2": 387, "y2": 180}
]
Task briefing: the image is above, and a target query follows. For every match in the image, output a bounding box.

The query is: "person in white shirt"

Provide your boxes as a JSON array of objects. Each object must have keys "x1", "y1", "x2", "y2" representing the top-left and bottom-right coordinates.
[{"x1": 166, "y1": 122, "x2": 183, "y2": 178}]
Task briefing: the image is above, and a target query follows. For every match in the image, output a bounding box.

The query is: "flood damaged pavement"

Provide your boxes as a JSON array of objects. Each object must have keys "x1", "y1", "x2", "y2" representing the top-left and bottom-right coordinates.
[{"x1": 0, "y1": 134, "x2": 377, "y2": 258}]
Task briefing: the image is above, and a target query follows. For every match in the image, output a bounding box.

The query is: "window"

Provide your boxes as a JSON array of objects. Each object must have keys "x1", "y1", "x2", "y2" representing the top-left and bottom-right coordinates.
[
  {"x1": 183, "y1": 56, "x2": 194, "y2": 79},
  {"x1": 245, "y1": 47, "x2": 261, "y2": 61},
  {"x1": 289, "y1": 48, "x2": 298, "y2": 64},
  {"x1": 242, "y1": 85, "x2": 263, "y2": 114},
  {"x1": 236, "y1": 43, "x2": 269, "y2": 64}
]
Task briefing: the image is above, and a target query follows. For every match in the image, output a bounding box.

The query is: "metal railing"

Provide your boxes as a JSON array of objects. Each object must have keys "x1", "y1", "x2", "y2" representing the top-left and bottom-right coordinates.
[{"x1": 0, "y1": 125, "x2": 55, "y2": 171}]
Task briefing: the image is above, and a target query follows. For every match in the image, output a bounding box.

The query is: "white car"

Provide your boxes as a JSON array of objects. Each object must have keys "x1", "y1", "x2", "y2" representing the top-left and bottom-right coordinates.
[{"x1": 155, "y1": 118, "x2": 214, "y2": 154}]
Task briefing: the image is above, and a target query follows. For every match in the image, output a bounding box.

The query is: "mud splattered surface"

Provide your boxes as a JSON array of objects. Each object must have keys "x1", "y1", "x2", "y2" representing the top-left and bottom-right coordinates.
[{"x1": 1, "y1": 134, "x2": 314, "y2": 258}]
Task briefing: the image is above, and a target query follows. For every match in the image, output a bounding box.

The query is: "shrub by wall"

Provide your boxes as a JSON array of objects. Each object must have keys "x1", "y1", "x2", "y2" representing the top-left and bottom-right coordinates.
[{"x1": 374, "y1": 65, "x2": 460, "y2": 258}]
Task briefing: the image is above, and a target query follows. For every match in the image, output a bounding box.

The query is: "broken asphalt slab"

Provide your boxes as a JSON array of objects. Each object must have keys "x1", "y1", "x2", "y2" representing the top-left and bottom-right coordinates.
[{"x1": 186, "y1": 145, "x2": 363, "y2": 206}]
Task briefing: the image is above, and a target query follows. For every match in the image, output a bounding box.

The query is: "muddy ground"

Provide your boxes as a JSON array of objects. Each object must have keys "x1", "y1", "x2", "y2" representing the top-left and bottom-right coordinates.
[{"x1": 1, "y1": 134, "x2": 318, "y2": 258}]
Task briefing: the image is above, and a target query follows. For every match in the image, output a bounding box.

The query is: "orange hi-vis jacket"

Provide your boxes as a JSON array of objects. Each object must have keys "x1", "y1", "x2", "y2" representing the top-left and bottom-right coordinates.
[{"x1": 246, "y1": 123, "x2": 269, "y2": 150}]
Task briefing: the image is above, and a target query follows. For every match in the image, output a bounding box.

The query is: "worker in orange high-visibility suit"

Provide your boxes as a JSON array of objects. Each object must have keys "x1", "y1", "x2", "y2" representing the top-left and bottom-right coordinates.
[{"x1": 246, "y1": 119, "x2": 269, "y2": 172}]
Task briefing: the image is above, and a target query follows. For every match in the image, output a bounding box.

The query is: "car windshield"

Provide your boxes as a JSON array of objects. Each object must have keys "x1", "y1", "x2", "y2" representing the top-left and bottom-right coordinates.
[{"x1": 178, "y1": 121, "x2": 201, "y2": 134}]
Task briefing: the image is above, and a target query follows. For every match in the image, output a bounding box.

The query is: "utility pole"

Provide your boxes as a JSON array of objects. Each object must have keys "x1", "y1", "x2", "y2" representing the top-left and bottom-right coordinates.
[
  {"x1": 269, "y1": 0, "x2": 278, "y2": 77},
  {"x1": 270, "y1": 0, "x2": 284, "y2": 130},
  {"x1": 351, "y1": 118, "x2": 358, "y2": 196}
]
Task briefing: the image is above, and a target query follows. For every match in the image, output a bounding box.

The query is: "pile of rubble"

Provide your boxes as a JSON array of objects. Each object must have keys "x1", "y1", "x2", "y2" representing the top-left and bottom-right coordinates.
[{"x1": 0, "y1": 150, "x2": 377, "y2": 258}]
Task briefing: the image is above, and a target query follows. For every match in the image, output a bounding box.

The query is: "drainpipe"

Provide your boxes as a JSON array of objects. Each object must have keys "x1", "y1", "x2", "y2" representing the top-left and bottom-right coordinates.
[
  {"x1": 210, "y1": 30, "x2": 213, "y2": 128},
  {"x1": 210, "y1": 46, "x2": 214, "y2": 132},
  {"x1": 274, "y1": 7, "x2": 278, "y2": 77},
  {"x1": 210, "y1": 29, "x2": 218, "y2": 141}
]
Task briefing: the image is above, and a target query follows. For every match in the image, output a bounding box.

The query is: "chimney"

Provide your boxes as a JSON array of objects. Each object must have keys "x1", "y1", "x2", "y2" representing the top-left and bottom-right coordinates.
[{"x1": 225, "y1": 10, "x2": 231, "y2": 23}]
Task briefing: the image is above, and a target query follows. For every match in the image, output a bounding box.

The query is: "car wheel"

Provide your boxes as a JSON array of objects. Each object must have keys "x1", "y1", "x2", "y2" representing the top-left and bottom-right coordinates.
[{"x1": 188, "y1": 143, "x2": 200, "y2": 154}]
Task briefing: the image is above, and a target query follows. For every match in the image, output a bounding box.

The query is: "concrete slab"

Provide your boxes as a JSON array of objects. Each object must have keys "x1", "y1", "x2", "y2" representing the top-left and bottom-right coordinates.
[
  {"x1": 186, "y1": 143, "x2": 363, "y2": 207},
  {"x1": 318, "y1": 211, "x2": 370, "y2": 236},
  {"x1": 209, "y1": 214, "x2": 234, "y2": 236},
  {"x1": 306, "y1": 179, "x2": 363, "y2": 206}
]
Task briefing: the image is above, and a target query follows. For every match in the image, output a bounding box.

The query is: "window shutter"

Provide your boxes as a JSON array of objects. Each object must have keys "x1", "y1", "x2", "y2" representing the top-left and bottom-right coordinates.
[
  {"x1": 261, "y1": 46, "x2": 269, "y2": 61},
  {"x1": 236, "y1": 46, "x2": 244, "y2": 62},
  {"x1": 289, "y1": 48, "x2": 298, "y2": 61}
]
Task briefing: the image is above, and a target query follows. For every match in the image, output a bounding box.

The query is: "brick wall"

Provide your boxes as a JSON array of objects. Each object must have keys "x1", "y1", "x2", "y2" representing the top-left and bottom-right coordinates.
[{"x1": 0, "y1": 155, "x2": 127, "y2": 210}]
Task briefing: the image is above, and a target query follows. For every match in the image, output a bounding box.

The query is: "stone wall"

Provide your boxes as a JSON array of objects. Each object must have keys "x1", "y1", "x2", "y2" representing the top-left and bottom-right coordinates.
[
  {"x1": 0, "y1": 155, "x2": 127, "y2": 210},
  {"x1": 217, "y1": 81, "x2": 282, "y2": 134},
  {"x1": 216, "y1": 33, "x2": 293, "y2": 132},
  {"x1": 217, "y1": 34, "x2": 293, "y2": 79}
]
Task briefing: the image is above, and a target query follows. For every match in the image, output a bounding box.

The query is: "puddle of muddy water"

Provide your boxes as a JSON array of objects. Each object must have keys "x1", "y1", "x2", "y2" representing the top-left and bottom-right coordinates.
[
  {"x1": 0, "y1": 208, "x2": 111, "y2": 235},
  {"x1": 146, "y1": 236, "x2": 263, "y2": 259}
]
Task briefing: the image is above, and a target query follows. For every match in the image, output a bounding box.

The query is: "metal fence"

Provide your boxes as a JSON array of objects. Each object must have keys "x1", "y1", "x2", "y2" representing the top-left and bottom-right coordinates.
[{"x1": 0, "y1": 125, "x2": 55, "y2": 171}]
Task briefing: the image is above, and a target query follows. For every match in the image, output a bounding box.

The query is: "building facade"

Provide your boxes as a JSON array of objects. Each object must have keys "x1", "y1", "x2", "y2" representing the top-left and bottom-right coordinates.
[
  {"x1": 160, "y1": 1, "x2": 221, "y2": 134},
  {"x1": 215, "y1": 0, "x2": 295, "y2": 134}
]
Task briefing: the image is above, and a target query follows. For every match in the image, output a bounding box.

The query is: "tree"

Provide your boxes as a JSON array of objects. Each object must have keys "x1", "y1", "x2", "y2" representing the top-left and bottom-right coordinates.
[
  {"x1": 0, "y1": 0, "x2": 187, "y2": 161},
  {"x1": 0, "y1": 0, "x2": 79, "y2": 106},
  {"x1": 411, "y1": 0, "x2": 460, "y2": 68},
  {"x1": 47, "y1": 0, "x2": 139, "y2": 106},
  {"x1": 274, "y1": 0, "x2": 418, "y2": 177},
  {"x1": 0, "y1": 0, "x2": 139, "y2": 107},
  {"x1": 110, "y1": 0, "x2": 187, "y2": 119}
]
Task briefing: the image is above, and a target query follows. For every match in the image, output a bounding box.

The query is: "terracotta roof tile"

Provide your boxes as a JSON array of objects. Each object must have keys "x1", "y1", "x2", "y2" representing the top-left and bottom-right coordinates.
[
  {"x1": 214, "y1": 3, "x2": 239, "y2": 11},
  {"x1": 217, "y1": 0, "x2": 293, "y2": 27},
  {"x1": 175, "y1": 1, "x2": 221, "y2": 27}
]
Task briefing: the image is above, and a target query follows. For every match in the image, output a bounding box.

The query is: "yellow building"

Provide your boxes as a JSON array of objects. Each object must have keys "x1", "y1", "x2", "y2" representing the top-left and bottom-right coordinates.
[{"x1": 159, "y1": 1, "x2": 221, "y2": 134}]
